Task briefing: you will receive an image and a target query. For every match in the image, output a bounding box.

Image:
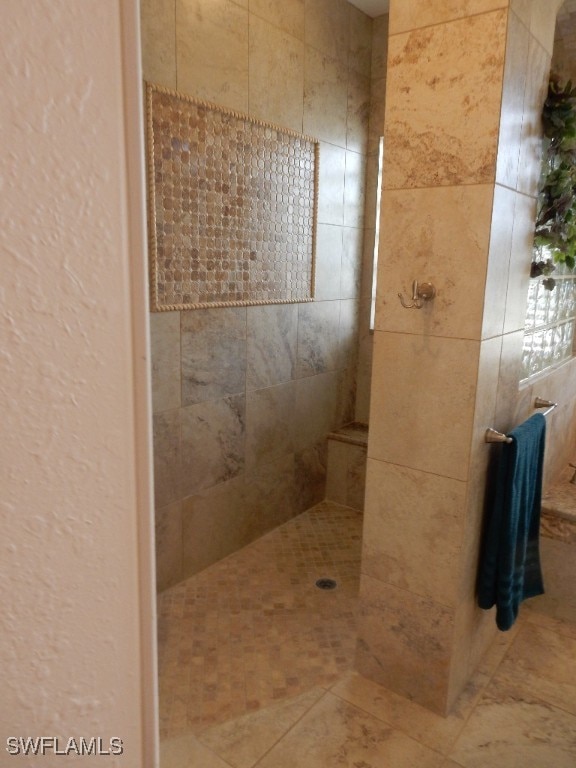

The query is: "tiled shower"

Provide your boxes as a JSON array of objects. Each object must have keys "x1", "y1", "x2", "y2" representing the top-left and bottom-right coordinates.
[{"x1": 143, "y1": 0, "x2": 388, "y2": 591}]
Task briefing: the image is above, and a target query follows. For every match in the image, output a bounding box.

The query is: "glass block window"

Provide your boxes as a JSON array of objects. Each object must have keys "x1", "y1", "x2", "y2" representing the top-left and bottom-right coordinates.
[{"x1": 522, "y1": 257, "x2": 576, "y2": 381}]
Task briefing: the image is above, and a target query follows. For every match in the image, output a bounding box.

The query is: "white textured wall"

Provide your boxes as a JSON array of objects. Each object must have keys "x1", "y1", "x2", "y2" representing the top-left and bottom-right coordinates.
[{"x1": 0, "y1": 1, "x2": 156, "y2": 764}]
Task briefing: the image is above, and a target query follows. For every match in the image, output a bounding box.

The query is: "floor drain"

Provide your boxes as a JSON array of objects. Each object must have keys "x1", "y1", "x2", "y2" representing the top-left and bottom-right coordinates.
[{"x1": 315, "y1": 578, "x2": 337, "y2": 590}]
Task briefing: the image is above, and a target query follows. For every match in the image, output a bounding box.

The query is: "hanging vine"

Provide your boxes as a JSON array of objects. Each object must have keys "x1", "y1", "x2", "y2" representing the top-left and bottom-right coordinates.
[{"x1": 532, "y1": 75, "x2": 576, "y2": 284}]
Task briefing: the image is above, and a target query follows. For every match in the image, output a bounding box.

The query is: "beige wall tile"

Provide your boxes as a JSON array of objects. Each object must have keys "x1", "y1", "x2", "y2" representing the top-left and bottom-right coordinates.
[
  {"x1": 368, "y1": 76, "x2": 387, "y2": 155},
  {"x1": 531, "y1": 538, "x2": 576, "y2": 623},
  {"x1": 496, "y1": 12, "x2": 530, "y2": 190},
  {"x1": 389, "y1": 0, "x2": 508, "y2": 35},
  {"x1": 339, "y1": 299, "x2": 360, "y2": 368},
  {"x1": 245, "y1": 381, "x2": 296, "y2": 470},
  {"x1": 155, "y1": 500, "x2": 183, "y2": 591},
  {"x1": 371, "y1": 14, "x2": 389, "y2": 81},
  {"x1": 528, "y1": 0, "x2": 564, "y2": 55},
  {"x1": 249, "y1": 0, "x2": 304, "y2": 39},
  {"x1": 517, "y1": 32, "x2": 551, "y2": 197},
  {"x1": 304, "y1": 47, "x2": 348, "y2": 146},
  {"x1": 314, "y1": 223, "x2": 344, "y2": 301},
  {"x1": 368, "y1": 332, "x2": 479, "y2": 480},
  {"x1": 344, "y1": 150, "x2": 366, "y2": 228},
  {"x1": 176, "y1": 0, "x2": 249, "y2": 111},
  {"x1": 294, "y1": 371, "x2": 339, "y2": 450},
  {"x1": 249, "y1": 16, "x2": 304, "y2": 132},
  {"x1": 356, "y1": 574, "x2": 455, "y2": 715},
  {"x1": 153, "y1": 409, "x2": 181, "y2": 507},
  {"x1": 384, "y1": 11, "x2": 507, "y2": 189},
  {"x1": 180, "y1": 395, "x2": 245, "y2": 496},
  {"x1": 375, "y1": 185, "x2": 494, "y2": 340},
  {"x1": 482, "y1": 184, "x2": 515, "y2": 339},
  {"x1": 305, "y1": 0, "x2": 350, "y2": 61},
  {"x1": 161, "y1": 732, "x2": 232, "y2": 768},
  {"x1": 503, "y1": 192, "x2": 536, "y2": 334},
  {"x1": 296, "y1": 300, "x2": 342, "y2": 377},
  {"x1": 347, "y1": 70, "x2": 371, "y2": 153},
  {"x1": 349, "y1": 5, "x2": 373, "y2": 77},
  {"x1": 181, "y1": 475, "x2": 249, "y2": 577},
  {"x1": 140, "y1": 0, "x2": 177, "y2": 88},
  {"x1": 246, "y1": 304, "x2": 298, "y2": 390},
  {"x1": 150, "y1": 311, "x2": 181, "y2": 413},
  {"x1": 362, "y1": 459, "x2": 466, "y2": 605},
  {"x1": 341, "y1": 226, "x2": 363, "y2": 299},
  {"x1": 244, "y1": 453, "x2": 299, "y2": 531},
  {"x1": 317, "y1": 142, "x2": 346, "y2": 224}
]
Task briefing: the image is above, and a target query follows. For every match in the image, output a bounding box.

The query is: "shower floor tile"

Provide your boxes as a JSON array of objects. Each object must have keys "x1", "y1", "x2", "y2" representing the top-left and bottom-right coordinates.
[{"x1": 157, "y1": 500, "x2": 363, "y2": 740}]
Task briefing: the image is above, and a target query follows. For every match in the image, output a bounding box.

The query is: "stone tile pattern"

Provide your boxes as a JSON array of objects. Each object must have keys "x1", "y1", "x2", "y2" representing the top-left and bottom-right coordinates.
[
  {"x1": 142, "y1": 0, "x2": 372, "y2": 590},
  {"x1": 159, "y1": 503, "x2": 576, "y2": 768},
  {"x1": 359, "y1": 0, "x2": 576, "y2": 718},
  {"x1": 157, "y1": 501, "x2": 362, "y2": 739},
  {"x1": 147, "y1": 84, "x2": 317, "y2": 310}
]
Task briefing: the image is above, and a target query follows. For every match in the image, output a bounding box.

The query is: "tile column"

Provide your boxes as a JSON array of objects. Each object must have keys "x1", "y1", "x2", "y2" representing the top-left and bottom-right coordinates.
[{"x1": 357, "y1": 0, "x2": 561, "y2": 714}]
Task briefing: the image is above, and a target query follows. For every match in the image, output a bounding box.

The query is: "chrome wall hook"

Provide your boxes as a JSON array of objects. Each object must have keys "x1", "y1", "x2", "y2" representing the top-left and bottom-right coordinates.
[{"x1": 398, "y1": 280, "x2": 436, "y2": 309}]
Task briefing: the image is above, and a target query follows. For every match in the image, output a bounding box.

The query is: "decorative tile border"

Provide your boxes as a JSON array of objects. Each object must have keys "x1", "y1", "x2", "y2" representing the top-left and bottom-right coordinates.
[{"x1": 145, "y1": 83, "x2": 318, "y2": 311}]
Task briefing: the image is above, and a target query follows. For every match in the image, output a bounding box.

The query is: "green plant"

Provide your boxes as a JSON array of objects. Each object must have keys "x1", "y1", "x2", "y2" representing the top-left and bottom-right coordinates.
[{"x1": 534, "y1": 75, "x2": 576, "y2": 269}]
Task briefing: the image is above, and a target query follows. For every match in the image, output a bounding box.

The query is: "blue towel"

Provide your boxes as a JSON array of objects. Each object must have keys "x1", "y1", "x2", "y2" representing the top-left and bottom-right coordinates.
[{"x1": 477, "y1": 413, "x2": 546, "y2": 631}]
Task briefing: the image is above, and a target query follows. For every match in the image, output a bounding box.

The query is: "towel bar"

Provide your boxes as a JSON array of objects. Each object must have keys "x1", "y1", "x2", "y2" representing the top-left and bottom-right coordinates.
[{"x1": 485, "y1": 397, "x2": 558, "y2": 443}]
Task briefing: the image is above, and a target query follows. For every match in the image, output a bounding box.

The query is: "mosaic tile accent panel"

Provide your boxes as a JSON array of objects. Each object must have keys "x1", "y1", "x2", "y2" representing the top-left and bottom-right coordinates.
[{"x1": 146, "y1": 83, "x2": 318, "y2": 311}]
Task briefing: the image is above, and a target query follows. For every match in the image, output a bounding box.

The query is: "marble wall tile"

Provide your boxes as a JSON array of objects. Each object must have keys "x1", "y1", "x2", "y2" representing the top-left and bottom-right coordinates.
[
  {"x1": 496, "y1": 12, "x2": 530, "y2": 190},
  {"x1": 176, "y1": 0, "x2": 249, "y2": 113},
  {"x1": 244, "y1": 453, "x2": 299, "y2": 533},
  {"x1": 368, "y1": 76, "x2": 387, "y2": 156},
  {"x1": 304, "y1": 47, "x2": 348, "y2": 146},
  {"x1": 458, "y1": 335, "x2": 502, "y2": 603},
  {"x1": 355, "y1": 331, "x2": 373, "y2": 424},
  {"x1": 317, "y1": 142, "x2": 346, "y2": 225},
  {"x1": 362, "y1": 459, "x2": 466, "y2": 606},
  {"x1": 528, "y1": 0, "x2": 564, "y2": 56},
  {"x1": 344, "y1": 150, "x2": 366, "y2": 228},
  {"x1": 305, "y1": 0, "x2": 350, "y2": 62},
  {"x1": 181, "y1": 474, "x2": 249, "y2": 577},
  {"x1": 368, "y1": 332, "x2": 479, "y2": 481},
  {"x1": 384, "y1": 11, "x2": 507, "y2": 189},
  {"x1": 503, "y1": 192, "x2": 536, "y2": 334},
  {"x1": 349, "y1": 6, "x2": 373, "y2": 78},
  {"x1": 326, "y1": 440, "x2": 367, "y2": 510},
  {"x1": 294, "y1": 441, "x2": 327, "y2": 512},
  {"x1": 294, "y1": 371, "x2": 339, "y2": 450},
  {"x1": 249, "y1": 0, "x2": 304, "y2": 39},
  {"x1": 155, "y1": 500, "x2": 183, "y2": 591},
  {"x1": 389, "y1": 0, "x2": 508, "y2": 35},
  {"x1": 249, "y1": 16, "x2": 304, "y2": 133},
  {"x1": 494, "y1": 329, "x2": 526, "y2": 432},
  {"x1": 482, "y1": 184, "x2": 515, "y2": 340},
  {"x1": 341, "y1": 227, "x2": 363, "y2": 300},
  {"x1": 314, "y1": 223, "x2": 343, "y2": 301},
  {"x1": 246, "y1": 304, "x2": 298, "y2": 390},
  {"x1": 336, "y1": 365, "x2": 357, "y2": 426},
  {"x1": 245, "y1": 381, "x2": 296, "y2": 470},
  {"x1": 140, "y1": 0, "x2": 177, "y2": 88},
  {"x1": 181, "y1": 307, "x2": 247, "y2": 406},
  {"x1": 356, "y1": 574, "x2": 455, "y2": 715},
  {"x1": 296, "y1": 300, "x2": 342, "y2": 377},
  {"x1": 338, "y1": 299, "x2": 360, "y2": 368},
  {"x1": 347, "y1": 71, "x2": 371, "y2": 154},
  {"x1": 150, "y1": 311, "x2": 181, "y2": 413},
  {"x1": 517, "y1": 32, "x2": 551, "y2": 197},
  {"x1": 153, "y1": 409, "x2": 181, "y2": 507},
  {"x1": 374, "y1": 185, "x2": 494, "y2": 340},
  {"x1": 256, "y1": 692, "x2": 444, "y2": 768},
  {"x1": 371, "y1": 15, "x2": 389, "y2": 82},
  {"x1": 180, "y1": 395, "x2": 245, "y2": 496}
]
